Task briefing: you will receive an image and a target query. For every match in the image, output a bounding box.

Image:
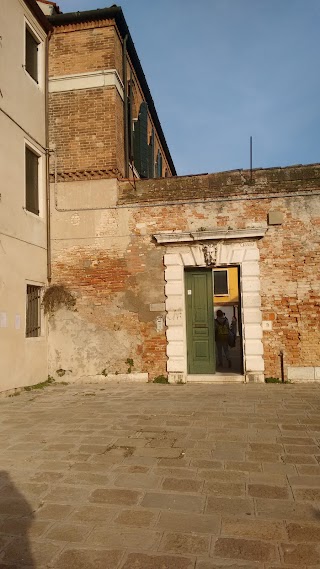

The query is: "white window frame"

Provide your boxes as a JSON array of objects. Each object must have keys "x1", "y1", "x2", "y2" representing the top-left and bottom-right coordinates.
[
  {"x1": 24, "y1": 139, "x2": 45, "y2": 218},
  {"x1": 25, "y1": 282, "x2": 45, "y2": 339},
  {"x1": 213, "y1": 268, "x2": 229, "y2": 296},
  {"x1": 24, "y1": 17, "x2": 45, "y2": 90}
]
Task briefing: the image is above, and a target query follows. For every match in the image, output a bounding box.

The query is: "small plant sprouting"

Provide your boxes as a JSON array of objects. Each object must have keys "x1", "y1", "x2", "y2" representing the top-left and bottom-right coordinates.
[
  {"x1": 56, "y1": 369, "x2": 66, "y2": 377},
  {"x1": 42, "y1": 284, "x2": 76, "y2": 315},
  {"x1": 265, "y1": 377, "x2": 290, "y2": 384},
  {"x1": 126, "y1": 358, "x2": 134, "y2": 373},
  {"x1": 24, "y1": 376, "x2": 55, "y2": 391},
  {"x1": 153, "y1": 375, "x2": 169, "y2": 384}
]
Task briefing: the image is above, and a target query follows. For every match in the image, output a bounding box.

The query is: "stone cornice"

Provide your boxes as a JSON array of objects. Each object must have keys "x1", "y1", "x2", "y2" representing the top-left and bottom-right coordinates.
[
  {"x1": 49, "y1": 69, "x2": 124, "y2": 99},
  {"x1": 153, "y1": 228, "x2": 267, "y2": 244}
]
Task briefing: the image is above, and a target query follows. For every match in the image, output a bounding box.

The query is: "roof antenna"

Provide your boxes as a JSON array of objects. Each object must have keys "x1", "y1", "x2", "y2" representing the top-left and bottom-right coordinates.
[{"x1": 250, "y1": 136, "x2": 253, "y2": 182}]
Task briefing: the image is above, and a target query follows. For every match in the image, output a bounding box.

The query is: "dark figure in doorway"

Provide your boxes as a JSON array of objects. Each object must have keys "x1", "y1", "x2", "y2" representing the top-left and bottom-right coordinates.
[{"x1": 215, "y1": 309, "x2": 231, "y2": 368}]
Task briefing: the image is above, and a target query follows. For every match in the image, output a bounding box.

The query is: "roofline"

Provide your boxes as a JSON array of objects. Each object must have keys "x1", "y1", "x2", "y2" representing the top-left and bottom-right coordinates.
[
  {"x1": 48, "y1": 6, "x2": 177, "y2": 176},
  {"x1": 37, "y1": 0, "x2": 62, "y2": 13},
  {"x1": 24, "y1": 0, "x2": 53, "y2": 32}
]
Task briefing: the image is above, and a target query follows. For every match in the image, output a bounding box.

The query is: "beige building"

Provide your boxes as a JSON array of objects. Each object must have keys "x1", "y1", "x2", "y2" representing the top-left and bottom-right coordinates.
[{"x1": 0, "y1": 0, "x2": 51, "y2": 391}]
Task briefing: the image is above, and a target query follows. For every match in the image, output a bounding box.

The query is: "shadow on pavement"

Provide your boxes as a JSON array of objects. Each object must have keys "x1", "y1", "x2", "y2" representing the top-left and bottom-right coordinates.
[{"x1": 0, "y1": 471, "x2": 35, "y2": 567}]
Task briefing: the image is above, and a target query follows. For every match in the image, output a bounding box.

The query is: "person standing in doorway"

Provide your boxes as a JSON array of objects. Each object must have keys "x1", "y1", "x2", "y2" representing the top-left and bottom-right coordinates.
[{"x1": 215, "y1": 309, "x2": 231, "y2": 368}]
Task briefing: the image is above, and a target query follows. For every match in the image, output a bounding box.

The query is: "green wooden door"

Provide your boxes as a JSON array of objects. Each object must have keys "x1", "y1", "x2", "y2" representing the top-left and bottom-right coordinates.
[{"x1": 185, "y1": 270, "x2": 215, "y2": 374}]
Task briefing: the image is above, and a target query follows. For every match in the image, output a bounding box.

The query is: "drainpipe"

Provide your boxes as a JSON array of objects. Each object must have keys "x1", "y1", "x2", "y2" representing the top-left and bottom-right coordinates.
[
  {"x1": 279, "y1": 350, "x2": 285, "y2": 383},
  {"x1": 123, "y1": 34, "x2": 129, "y2": 178},
  {"x1": 45, "y1": 33, "x2": 52, "y2": 283}
]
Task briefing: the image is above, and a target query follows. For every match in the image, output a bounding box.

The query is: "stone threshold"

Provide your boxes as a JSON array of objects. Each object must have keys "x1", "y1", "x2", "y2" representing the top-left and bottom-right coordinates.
[{"x1": 187, "y1": 374, "x2": 245, "y2": 384}]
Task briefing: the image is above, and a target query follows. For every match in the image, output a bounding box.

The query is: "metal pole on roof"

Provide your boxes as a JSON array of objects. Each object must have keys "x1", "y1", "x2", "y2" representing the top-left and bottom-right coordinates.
[{"x1": 250, "y1": 136, "x2": 253, "y2": 182}]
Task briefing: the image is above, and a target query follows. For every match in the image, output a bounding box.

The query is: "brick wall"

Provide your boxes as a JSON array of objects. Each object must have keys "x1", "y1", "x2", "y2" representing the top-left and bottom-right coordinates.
[
  {"x1": 49, "y1": 164, "x2": 320, "y2": 381},
  {"x1": 49, "y1": 87, "x2": 122, "y2": 175},
  {"x1": 49, "y1": 18, "x2": 174, "y2": 180},
  {"x1": 49, "y1": 20, "x2": 116, "y2": 77},
  {"x1": 49, "y1": 207, "x2": 168, "y2": 379},
  {"x1": 118, "y1": 165, "x2": 320, "y2": 379}
]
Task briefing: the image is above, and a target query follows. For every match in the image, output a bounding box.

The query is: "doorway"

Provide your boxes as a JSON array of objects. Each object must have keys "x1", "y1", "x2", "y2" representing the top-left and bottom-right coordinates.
[
  {"x1": 213, "y1": 266, "x2": 243, "y2": 375},
  {"x1": 185, "y1": 266, "x2": 244, "y2": 375}
]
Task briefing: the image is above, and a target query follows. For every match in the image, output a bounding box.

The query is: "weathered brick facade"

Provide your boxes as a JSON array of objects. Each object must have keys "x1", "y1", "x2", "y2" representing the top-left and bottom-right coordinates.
[
  {"x1": 48, "y1": 8, "x2": 175, "y2": 181},
  {"x1": 49, "y1": 165, "x2": 320, "y2": 383},
  {"x1": 46, "y1": 7, "x2": 320, "y2": 384}
]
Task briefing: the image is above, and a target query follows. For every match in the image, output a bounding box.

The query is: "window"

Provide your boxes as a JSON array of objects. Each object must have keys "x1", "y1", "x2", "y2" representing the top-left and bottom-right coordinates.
[
  {"x1": 214, "y1": 270, "x2": 229, "y2": 295},
  {"x1": 133, "y1": 102, "x2": 149, "y2": 178},
  {"x1": 25, "y1": 146, "x2": 39, "y2": 215},
  {"x1": 26, "y1": 26, "x2": 39, "y2": 82},
  {"x1": 26, "y1": 285, "x2": 41, "y2": 337},
  {"x1": 156, "y1": 150, "x2": 163, "y2": 178}
]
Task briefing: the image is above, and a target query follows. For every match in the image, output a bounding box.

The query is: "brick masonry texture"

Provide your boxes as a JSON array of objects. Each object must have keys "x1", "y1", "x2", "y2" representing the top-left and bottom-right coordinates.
[
  {"x1": 49, "y1": 21, "x2": 117, "y2": 77},
  {"x1": 49, "y1": 87, "x2": 123, "y2": 174},
  {"x1": 50, "y1": 164, "x2": 320, "y2": 381},
  {"x1": 49, "y1": 20, "x2": 172, "y2": 180}
]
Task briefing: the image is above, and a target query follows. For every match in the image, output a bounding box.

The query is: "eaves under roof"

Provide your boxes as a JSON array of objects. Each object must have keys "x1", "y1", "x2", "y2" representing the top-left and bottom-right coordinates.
[
  {"x1": 25, "y1": 0, "x2": 53, "y2": 32},
  {"x1": 48, "y1": 5, "x2": 177, "y2": 176}
]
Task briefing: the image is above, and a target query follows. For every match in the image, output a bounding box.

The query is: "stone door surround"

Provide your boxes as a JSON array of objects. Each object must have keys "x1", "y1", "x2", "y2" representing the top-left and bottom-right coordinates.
[{"x1": 154, "y1": 228, "x2": 267, "y2": 383}]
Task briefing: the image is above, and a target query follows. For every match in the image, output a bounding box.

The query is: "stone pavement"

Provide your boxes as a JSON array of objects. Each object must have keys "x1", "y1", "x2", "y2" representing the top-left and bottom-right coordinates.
[{"x1": 0, "y1": 382, "x2": 320, "y2": 568}]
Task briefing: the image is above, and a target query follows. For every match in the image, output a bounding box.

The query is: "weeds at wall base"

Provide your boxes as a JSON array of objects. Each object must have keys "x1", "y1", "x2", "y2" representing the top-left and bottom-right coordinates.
[
  {"x1": 265, "y1": 377, "x2": 291, "y2": 384},
  {"x1": 24, "y1": 376, "x2": 69, "y2": 392},
  {"x1": 153, "y1": 375, "x2": 169, "y2": 384}
]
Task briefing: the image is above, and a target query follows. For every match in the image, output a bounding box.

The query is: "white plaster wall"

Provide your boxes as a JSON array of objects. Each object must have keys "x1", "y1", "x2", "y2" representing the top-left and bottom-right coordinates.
[
  {"x1": 0, "y1": 1, "x2": 48, "y2": 391},
  {"x1": 1, "y1": 0, "x2": 47, "y2": 145},
  {"x1": 50, "y1": 178, "x2": 131, "y2": 252},
  {"x1": 164, "y1": 241, "x2": 264, "y2": 383},
  {"x1": 0, "y1": 235, "x2": 47, "y2": 391}
]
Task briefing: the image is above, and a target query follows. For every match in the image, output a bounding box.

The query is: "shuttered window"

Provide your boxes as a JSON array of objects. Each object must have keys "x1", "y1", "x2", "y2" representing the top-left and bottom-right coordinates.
[
  {"x1": 133, "y1": 102, "x2": 149, "y2": 178},
  {"x1": 213, "y1": 270, "x2": 229, "y2": 295},
  {"x1": 128, "y1": 84, "x2": 132, "y2": 162},
  {"x1": 148, "y1": 129, "x2": 155, "y2": 178},
  {"x1": 26, "y1": 285, "x2": 41, "y2": 337},
  {"x1": 155, "y1": 150, "x2": 163, "y2": 178},
  {"x1": 25, "y1": 147, "x2": 39, "y2": 215},
  {"x1": 26, "y1": 27, "x2": 39, "y2": 82}
]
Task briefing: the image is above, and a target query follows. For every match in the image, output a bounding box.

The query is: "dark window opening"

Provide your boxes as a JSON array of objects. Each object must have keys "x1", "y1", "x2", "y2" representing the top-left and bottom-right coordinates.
[
  {"x1": 26, "y1": 285, "x2": 41, "y2": 337},
  {"x1": 155, "y1": 149, "x2": 163, "y2": 178},
  {"x1": 25, "y1": 146, "x2": 39, "y2": 215},
  {"x1": 214, "y1": 270, "x2": 228, "y2": 295},
  {"x1": 133, "y1": 102, "x2": 149, "y2": 178},
  {"x1": 148, "y1": 129, "x2": 155, "y2": 178},
  {"x1": 26, "y1": 27, "x2": 39, "y2": 82}
]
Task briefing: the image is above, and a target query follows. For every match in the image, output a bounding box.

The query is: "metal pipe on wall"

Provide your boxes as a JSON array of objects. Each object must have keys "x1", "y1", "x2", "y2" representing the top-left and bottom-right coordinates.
[
  {"x1": 45, "y1": 33, "x2": 52, "y2": 283},
  {"x1": 123, "y1": 34, "x2": 129, "y2": 178}
]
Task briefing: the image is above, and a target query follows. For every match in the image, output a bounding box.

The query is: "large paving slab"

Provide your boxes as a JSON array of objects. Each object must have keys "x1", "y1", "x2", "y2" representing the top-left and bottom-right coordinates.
[{"x1": 0, "y1": 381, "x2": 319, "y2": 568}]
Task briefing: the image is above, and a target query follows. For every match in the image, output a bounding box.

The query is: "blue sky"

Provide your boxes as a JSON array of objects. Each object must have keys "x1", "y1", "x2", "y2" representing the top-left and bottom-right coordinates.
[{"x1": 57, "y1": 0, "x2": 320, "y2": 176}]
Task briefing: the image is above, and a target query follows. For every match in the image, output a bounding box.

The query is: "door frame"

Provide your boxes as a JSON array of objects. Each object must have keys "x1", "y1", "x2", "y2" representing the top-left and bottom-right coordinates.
[{"x1": 162, "y1": 238, "x2": 265, "y2": 383}]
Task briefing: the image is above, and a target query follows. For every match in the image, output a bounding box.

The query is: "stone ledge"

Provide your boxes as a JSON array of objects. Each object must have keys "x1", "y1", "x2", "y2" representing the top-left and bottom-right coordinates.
[
  {"x1": 154, "y1": 228, "x2": 267, "y2": 244},
  {"x1": 187, "y1": 375, "x2": 245, "y2": 384},
  {"x1": 246, "y1": 373, "x2": 265, "y2": 383},
  {"x1": 288, "y1": 367, "x2": 319, "y2": 381},
  {"x1": 75, "y1": 373, "x2": 149, "y2": 383}
]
